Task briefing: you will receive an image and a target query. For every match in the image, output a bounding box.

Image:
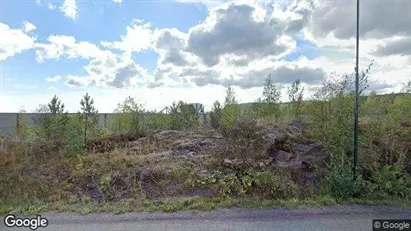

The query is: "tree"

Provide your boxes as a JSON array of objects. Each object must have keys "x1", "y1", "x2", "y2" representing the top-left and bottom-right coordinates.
[
  {"x1": 209, "y1": 100, "x2": 222, "y2": 128},
  {"x1": 79, "y1": 93, "x2": 99, "y2": 146},
  {"x1": 169, "y1": 101, "x2": 199, "y2": 130},
  {"x1": 362, "y1": 91, "x2": 392, "y2": 123},
  {"x1": 112, "y1": 96, "x2": 146, "y2": 135},
  {"x1": 48, "y1": 95, "x2": 66, "y2": 115},
  {"x1": 115, "y1": 96, "x2": 142, "y2": 113},
  {"x1": 262, "y1": 74, "x2": 281, "y2": 104},
  {"x1": 224, "y1": 86, "x2": 237, "y2": 106},
  {"x1": 33, "y1": 96, "x2": 69, "y2": 145},
  {"x1": 288, "y1": 79, "x2": 304, "y2": 120},
  {"x1": 221, "y1": 86, "x2": 243, "y2": 128},
  {"x1": 257, "y1": 74, "x2": 281, "y2": 118}
]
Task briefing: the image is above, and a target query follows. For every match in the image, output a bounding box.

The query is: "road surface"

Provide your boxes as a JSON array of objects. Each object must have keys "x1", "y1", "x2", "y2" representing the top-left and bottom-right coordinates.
[{"x1": 1, "y1": 205, "x2": 411, "y2": 231}]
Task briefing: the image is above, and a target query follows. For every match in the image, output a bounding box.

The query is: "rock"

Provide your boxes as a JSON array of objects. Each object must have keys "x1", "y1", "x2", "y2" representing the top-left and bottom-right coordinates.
[
  {"x1": 295, "y1": 143, "x2": 322, "y2": 156},
  {"x1": 263, "y1": 124, "x2": 328, "y2": 171},
  {"x1": 269, "y1": 150, "x2": 293, "y2": 163},
  {"x1": 263, "y1": 126, "x2": 287, "y2": 143},
  {"x1": 145, "y1": 150, "x2": 173, "y2": 158},
  {"x1": 223, "y1": 159, "x2": 234, "y2": 165},
  {"x1": 277, "y1": 159, "x2": 311, "y2": 169},
  {"x1": 139, "y1": 168, "x2": 150, "y2": 181},
  {"x1": 288, "y1": 120, "x2": 305, "y2": 133}
]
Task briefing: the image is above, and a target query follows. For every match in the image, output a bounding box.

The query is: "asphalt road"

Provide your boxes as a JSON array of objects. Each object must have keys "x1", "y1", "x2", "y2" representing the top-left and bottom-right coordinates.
[{"x1": 1, "y1": 205, "x2": 411, "y2": 231}]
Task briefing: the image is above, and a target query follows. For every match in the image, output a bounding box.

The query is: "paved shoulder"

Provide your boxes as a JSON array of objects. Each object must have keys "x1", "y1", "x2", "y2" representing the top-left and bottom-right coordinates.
[{"x1": 1, "y1": 205, "x2": 411, "y2": 231}]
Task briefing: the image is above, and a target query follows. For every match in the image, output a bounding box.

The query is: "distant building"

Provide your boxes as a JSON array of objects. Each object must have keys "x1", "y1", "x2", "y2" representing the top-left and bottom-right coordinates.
[
  {"x1": 187, "y1": 103, "x2": 206, "y2": 126},
  {"x1": 187, "y1": 103, "x2": 205, "y2": 115}
]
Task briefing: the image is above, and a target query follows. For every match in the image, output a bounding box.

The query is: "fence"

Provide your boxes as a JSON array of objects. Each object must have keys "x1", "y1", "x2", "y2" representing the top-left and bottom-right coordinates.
[
  {"x1": 0, "y1": 113, "x2": 121, "y2": 138},
  {"x1": 0, "y1": 112, "x2": 209, "y2": 138}
]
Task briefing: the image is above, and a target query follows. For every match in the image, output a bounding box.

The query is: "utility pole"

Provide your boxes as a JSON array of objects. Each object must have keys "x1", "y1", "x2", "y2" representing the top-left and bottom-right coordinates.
[{"x1": 353, "y1": 0, "x2": 360, "y2": 181}]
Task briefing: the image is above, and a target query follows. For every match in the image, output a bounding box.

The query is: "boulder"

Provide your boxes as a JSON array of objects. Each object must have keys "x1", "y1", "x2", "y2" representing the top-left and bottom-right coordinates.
[
  {"x1": 269, "y1": 150, "x2": 293, "y2": 163},
  {"x1": 264, "y1": 124, "x2": 328, "y2": 170}
]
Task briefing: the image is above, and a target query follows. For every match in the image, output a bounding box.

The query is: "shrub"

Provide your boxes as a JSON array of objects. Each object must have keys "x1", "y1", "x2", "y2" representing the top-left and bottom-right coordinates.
[
  {"x1": 110, "y1": 96, "x2": 147, "y2": 136},
  {"x1": 168, "y1": 101, "x2": 199, "y2": 130},
  {"x1": 364, "y1": 164, "x2": 411, "y2": 200},
  {"x1": 209, "y1": 101, "x2": 222, "y2": 129},
  {"x1": 219, "y1": 116, "x2": 265, "y2": 161},
  {"x1": 220, "y1": 104, "x2": 243, "y2": 129}
]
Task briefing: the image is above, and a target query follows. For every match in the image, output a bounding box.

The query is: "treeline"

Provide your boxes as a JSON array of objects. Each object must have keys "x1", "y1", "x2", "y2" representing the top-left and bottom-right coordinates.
[{"x1": 13, "y1": 94, "x2": 205, "y2": 156}]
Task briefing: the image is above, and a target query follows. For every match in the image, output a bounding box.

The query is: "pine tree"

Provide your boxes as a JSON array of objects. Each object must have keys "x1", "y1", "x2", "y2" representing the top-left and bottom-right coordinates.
[
  {"x1": 48, "y1": 95, "x2": 65, "y2": 115},
  {"x1": 80, "y1": 93, "x2": 98, "y2": 146},
  {"x1": 45, "y1": 95, "x2": 68, "y2": 143}
]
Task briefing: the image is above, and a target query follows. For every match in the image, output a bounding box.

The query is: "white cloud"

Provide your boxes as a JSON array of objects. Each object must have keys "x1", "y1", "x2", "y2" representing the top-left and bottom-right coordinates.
[
  {"x1": 0, "y1": 23, "x2": 36, "y2": 61},
  {"x1": 35, "y1": 35, "x2": 112, "y2": 62},
  {"x1": 23, "y1": 21, "x2": 36, "y2": 33},
  {"x1": 113, "y1": 0, "x2": 123, "y2": 3},
  {"x1": 34, "y1": 34, "x2": 150, "y2": 89},
  {"x1": 60, "y1": 0, "x2": 78, "y2": 20},
  {"x1": 46, "y1": 75, "x2": 62, "y2": 82},
  {"x1": 101, "y1": 20, "x2": 153, "y2": 53}
]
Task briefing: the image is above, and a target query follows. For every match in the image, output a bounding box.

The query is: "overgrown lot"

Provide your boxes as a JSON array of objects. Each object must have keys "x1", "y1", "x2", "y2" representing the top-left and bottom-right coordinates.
[{"x1": 1, "y1": 71, "x2": 411, "y2": 215}]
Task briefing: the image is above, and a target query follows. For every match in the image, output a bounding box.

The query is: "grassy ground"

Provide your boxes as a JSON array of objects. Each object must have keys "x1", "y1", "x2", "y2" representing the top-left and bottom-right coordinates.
[{"x1": 2, "y1": 195, "x2": 411, "y2": 216}]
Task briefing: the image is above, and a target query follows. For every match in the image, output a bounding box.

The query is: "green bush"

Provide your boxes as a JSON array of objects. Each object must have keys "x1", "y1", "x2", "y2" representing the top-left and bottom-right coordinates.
[
  {"x1": 144, "y1": 112, "x2": 170, "y2": 131},
  {"x1": 109, "y1": 96, "x2": 147, "y2": 136},
  {"x1": 366, "y1": 164, "x2": 411, "y2": 199},
  {"x1": 220, "y1": 104, "x2": 243, "y2": 129},
  {"x1": 219, "y1": 116, "x2": 265, "y2": 160},
  {"x1": 168, "y1": 101, "x2": 199, "y2": 130},
  {"x1": 321, "y1": 157, "x2": 363, "y2": 199},
  {"x1": 209, "y1": 101, "x2": 222, "y2": 129}
]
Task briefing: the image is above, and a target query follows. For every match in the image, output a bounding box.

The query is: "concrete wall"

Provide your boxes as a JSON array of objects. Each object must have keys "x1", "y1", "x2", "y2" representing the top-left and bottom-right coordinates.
[
  {"x1": 0, "y1": 113, "x2": 119, "y2": 138},
  {"x1": 0, "y1": 112, "x2": 207, "y2": 138},
  {"x1": 0, "y1": 113, "x2": 18, "y2": 138}
]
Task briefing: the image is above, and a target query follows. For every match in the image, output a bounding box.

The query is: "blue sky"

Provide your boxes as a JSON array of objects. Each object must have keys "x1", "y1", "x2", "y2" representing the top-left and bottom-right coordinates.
[
  {"x1": 0, "y1": 0, "x2": 409, "y2": 112},
  {"x1": 1, "y1": 0, "x2": 207, "y2": 95}
]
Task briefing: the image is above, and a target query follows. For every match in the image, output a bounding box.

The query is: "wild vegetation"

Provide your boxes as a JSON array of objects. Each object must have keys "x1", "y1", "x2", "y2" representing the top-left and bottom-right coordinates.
[{"x1": 1, "y1": 65, "x2": 410, "y2": 215}]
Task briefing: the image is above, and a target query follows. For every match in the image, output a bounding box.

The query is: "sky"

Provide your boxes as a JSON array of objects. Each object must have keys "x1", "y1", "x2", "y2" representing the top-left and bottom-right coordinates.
[{"x1": 0, "y1": 0, "x2": 410, "y2": 113}]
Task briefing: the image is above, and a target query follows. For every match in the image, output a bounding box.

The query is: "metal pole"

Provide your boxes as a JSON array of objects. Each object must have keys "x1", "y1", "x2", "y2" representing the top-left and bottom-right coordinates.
[{"x1": 353, "y1": 0, "x2": 360, "y2": 181}]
